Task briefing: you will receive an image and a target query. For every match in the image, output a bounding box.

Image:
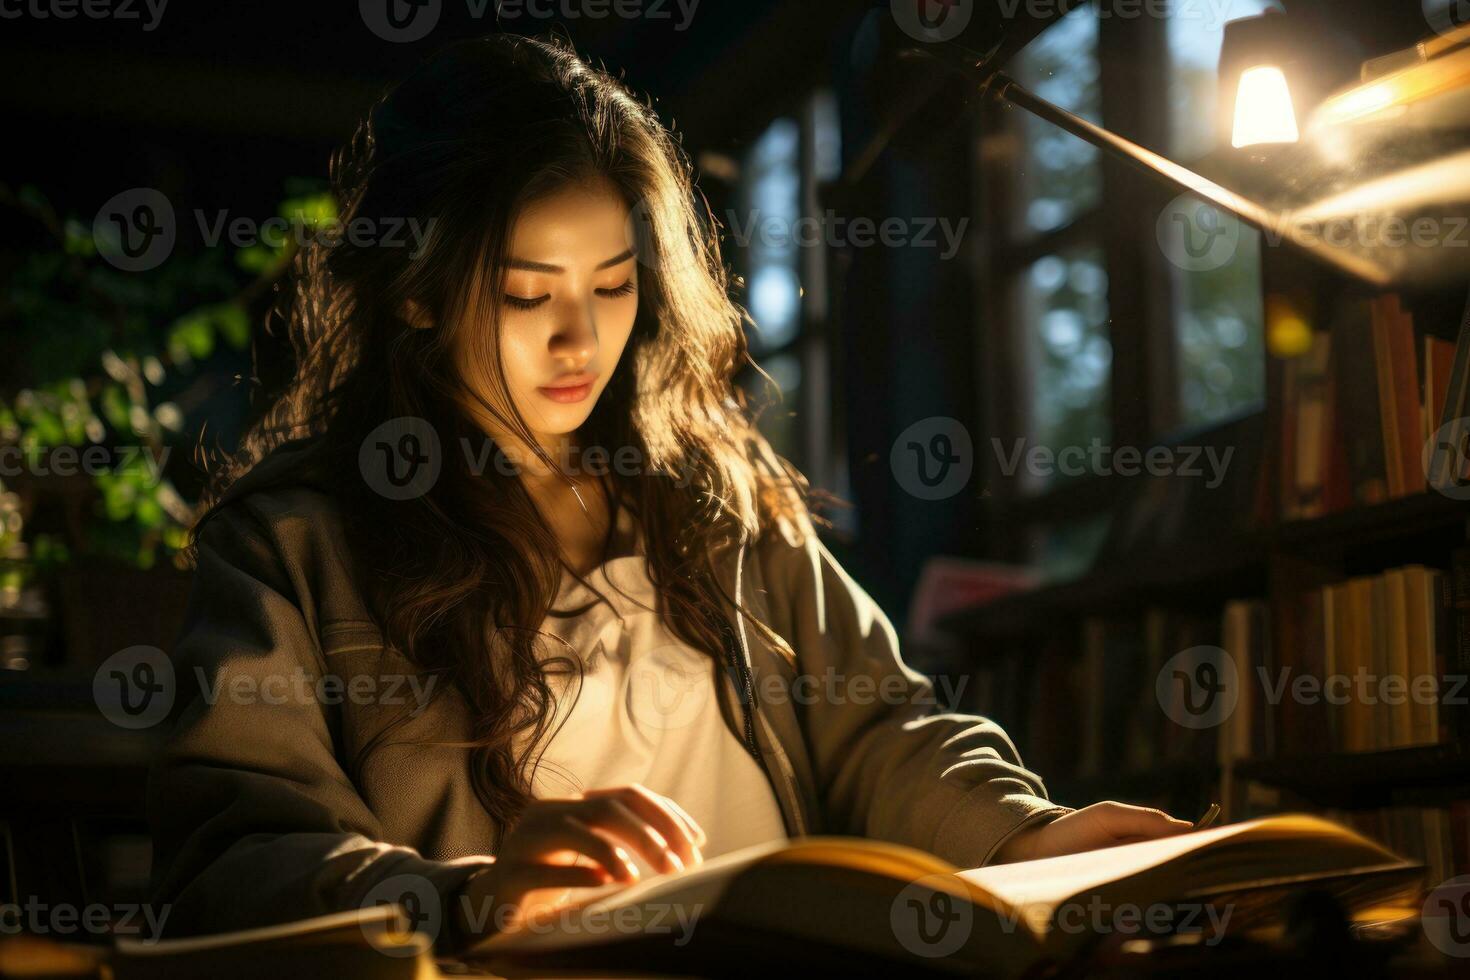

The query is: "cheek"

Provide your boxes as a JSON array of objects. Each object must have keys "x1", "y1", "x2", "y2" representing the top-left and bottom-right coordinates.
[
  {"x1": 604, "y1": 303, "x2": 639, "y2": 358},
  {"x1": 450, "y1": 322, "x2": 533, "y2": 411},
  {"x1": 496, "y1": 330, "x2": 544, "y2": 400}
]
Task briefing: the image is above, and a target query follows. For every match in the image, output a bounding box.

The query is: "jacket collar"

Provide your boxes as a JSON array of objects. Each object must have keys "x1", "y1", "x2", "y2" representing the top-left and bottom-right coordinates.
[{"x1": 213, "y1": 438, "x2": 328, "y2": 511}]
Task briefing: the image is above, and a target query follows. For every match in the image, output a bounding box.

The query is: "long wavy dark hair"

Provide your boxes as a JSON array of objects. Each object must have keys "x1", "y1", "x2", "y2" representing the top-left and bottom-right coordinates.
[{"x1": 185, "y1": 32, "x2": 832, "y2": 843}]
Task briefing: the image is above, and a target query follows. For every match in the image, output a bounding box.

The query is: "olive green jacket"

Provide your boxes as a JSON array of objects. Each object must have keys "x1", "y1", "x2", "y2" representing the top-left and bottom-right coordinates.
[{"x1": 147, "y1": 442, "x2": 1067, "y2": 951}]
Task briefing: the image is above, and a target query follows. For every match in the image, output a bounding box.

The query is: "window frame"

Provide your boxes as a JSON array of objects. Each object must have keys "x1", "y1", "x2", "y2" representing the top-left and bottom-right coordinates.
[
  {"x1": 731, "y1": 89, "x2": 846, "y2": 521},
  {"x1": 973, "y1": 2, "x2": 1265, "y2": 561}
]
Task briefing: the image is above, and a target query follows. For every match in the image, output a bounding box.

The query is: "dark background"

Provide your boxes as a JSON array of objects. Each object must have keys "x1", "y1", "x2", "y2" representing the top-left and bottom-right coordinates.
[
  {"x1": 0, "y1": 0, "x2": 952, "y2": 615},
  {"x1": 2, "y1": 0, "x2": 1466, "y2": 941},
  {"x1": 0, "y1": 0, "x2": 1438, "y2": 613}
]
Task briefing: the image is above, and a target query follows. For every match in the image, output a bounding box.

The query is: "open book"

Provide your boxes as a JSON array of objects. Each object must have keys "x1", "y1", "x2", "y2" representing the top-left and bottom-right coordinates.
[{"x1": 471, "y1": 814, "x2": 1425, "y2": 977}]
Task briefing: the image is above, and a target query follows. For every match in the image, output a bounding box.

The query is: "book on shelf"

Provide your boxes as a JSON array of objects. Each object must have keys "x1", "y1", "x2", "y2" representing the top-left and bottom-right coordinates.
[
  {"x1": 1282, "y1": 286, "x2": 1470, "y2": 519},
  {"x1": 1218, "y1": 564, "x2": 1454, "y2": 762},
  {"x1": 905, "y1": 556, "x2": 1039, "y2": 651},
  {"x1": 1428, "y1": 288, "x2": 1470, "y2": 495},
  {"x1": 471, "y1": 816, "x2": 1423, "y2": 978},
  {"x1": 1450, "y1": 547, "x2": 1470, "y2": 741}
]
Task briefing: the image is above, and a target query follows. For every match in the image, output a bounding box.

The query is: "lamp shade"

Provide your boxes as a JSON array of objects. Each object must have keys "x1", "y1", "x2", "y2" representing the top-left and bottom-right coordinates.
[
  {"x1": 1219, "y1": 10, "x2": 1306, "y2": 152},
  {"x1": 1233, "y1": 65, "x2": 1300, "y2": 147}
]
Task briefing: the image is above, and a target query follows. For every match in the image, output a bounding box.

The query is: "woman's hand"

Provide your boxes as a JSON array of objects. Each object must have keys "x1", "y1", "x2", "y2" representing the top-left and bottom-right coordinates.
[
  {"x1": 454, "y1": 784, "x2": 707, "y2": 939},
  {"x1": 991, "y1": 802, "x2": 1194, "y2": 864}
]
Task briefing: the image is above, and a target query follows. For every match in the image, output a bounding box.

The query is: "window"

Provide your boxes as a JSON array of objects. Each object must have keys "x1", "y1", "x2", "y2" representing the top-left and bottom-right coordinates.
[
  {"x1": 1017, "y1": 246, "x2": 1112, "y2": 469},
  {"x1": 989, "y1": 3, "x2": 1113, "y2": 497},
  {"x1": 1013, "y1": 7, "x2": 1104, "y2": 236},
  {"x1": 980, "y1": 0, "x2": 1271, "y2": 503},
  {"x1": 1165, "y1": 0, "x2": 1276, "y2": 427},
  {"x1": 731, "y1": 90, "x2": 844, "y2": 520},
  {"x1": 743, "y1": 117, "x2": 802, "y2": 354}
]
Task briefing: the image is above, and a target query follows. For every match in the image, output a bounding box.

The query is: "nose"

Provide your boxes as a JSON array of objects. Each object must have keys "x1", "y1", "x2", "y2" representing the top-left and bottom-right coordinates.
[{"x1": 547, "y1": 293, "x2": 599, "y2": 367}]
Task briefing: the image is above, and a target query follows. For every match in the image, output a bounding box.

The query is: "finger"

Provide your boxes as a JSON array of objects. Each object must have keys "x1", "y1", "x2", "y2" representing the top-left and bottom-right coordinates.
[
  {"x1": 534, "y1": 815, "x2": 642, "y2": 884},
  {"x1": 1090, "y1": 803, "x2": 1194, "y2": 840},
  {"x1": 662, "y1": 796, "x2": 709, "y2": 851},
  {"x1": 586, "y1": 797, "x2": 687, "y2": 875},
  {"x1": 625, "y1": 786, "x2": 703, "y2": 866},
  {"x1": 624, "y1": 785, "x2": 704, "y2": 863},
  {"x1": 586, "y1": 785, "x2": 702, "y2": 868}
]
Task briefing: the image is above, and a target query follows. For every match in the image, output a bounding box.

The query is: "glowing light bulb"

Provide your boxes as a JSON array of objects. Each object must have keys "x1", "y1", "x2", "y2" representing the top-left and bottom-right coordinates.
[{"x1": 1232, "y1": 65, "x2": 1300, "y2": 148}]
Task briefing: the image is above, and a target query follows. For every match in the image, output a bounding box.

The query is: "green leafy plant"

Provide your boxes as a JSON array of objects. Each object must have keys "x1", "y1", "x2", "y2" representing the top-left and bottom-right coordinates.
[{"x1": 0, "y1": 180, "x2": 337, "y2": 571}]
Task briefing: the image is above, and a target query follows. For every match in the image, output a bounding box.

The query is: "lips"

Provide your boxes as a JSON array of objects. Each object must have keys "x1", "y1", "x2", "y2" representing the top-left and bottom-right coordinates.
[
  {"x1": 542, "y1": 373, "x2": 596, "y2": 389},
  {"x1": 537, "y1": 374, "x2": 597, "y2": 404}
]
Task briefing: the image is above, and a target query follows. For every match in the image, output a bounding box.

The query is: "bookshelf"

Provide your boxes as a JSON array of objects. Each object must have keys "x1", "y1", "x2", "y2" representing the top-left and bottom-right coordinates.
[
  {"x1": 940, "y1": 212, "x2": 1470, "y2": 882},
  {"x1": 1235, "y1": 743, "x2": 1470, "y2": 810},
  {"x1": 942, "y1": 491, "x2": 1470, "y2": 640}
]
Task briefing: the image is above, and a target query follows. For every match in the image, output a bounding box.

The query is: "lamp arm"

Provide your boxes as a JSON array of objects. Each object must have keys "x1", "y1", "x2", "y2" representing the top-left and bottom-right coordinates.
[{"x1": 985, "y1": 71, "x2": 1392, "y2": 287}]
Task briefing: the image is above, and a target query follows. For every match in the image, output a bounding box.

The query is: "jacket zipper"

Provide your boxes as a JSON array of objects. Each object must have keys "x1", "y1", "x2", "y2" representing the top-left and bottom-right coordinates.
[{"x1": 718, "y1": 620, "x2": 762, "y2": 761}]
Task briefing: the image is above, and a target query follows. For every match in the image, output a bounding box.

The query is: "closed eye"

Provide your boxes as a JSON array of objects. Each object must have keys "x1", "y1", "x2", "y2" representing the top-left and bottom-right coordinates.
[
  {"x1": 597, "y1": 280, "x2": 637, "y2": 299},
  {"x1": 502, "y1": 280, "x2": 635, "y2": 311},
  {"x1": 503, "y1": 293, "x2": 549, "y2": 311}
]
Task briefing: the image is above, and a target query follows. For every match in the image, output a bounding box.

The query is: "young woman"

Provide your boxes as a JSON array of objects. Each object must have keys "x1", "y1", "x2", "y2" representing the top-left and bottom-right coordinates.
[{"x1": 148, "y1": 32, "x2": 1191, "y2": 952}]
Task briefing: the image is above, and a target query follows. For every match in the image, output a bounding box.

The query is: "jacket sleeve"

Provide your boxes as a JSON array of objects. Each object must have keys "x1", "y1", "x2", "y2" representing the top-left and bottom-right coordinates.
[
  {"x1": 765, "y1": 528, "x2": 1071, "y2": 867},
  {"x1": 146, "y1": 500, "x2": 493, "y2": 951}
]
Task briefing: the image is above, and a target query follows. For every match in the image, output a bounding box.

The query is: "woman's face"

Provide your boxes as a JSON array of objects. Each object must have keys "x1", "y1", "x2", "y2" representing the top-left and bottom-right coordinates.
[{"x1": 454, "y1": 179, "x2": 639, "y2": 465}]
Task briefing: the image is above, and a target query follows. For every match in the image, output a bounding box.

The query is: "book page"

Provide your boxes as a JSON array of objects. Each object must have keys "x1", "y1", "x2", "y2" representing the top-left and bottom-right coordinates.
[
  {"x1": 476, "y1": 836, "x2": 958, "y2": 954},
  {"x1": 473, "y1": 838, "x2": 792, "y2": 954},
  {"x1": 956, "y1": 814, "x2": 1390, "y2": 929}
]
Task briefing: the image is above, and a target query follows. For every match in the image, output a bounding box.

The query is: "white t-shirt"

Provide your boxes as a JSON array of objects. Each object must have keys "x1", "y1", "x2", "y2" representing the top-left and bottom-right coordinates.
[{"x1": 520, "y1": 503, "x2": 789, "y2": 872}]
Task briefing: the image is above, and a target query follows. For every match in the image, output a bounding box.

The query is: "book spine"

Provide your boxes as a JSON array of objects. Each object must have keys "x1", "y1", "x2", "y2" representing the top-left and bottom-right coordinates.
[
  {"x1": 1427, "y1": 569, "x2": 1448, "y2": 744},
  {"x1": 1388, "y1": 297, "x2": 1424, "y2": 495},
  {"x1": 1372, "y1": 297, "x2": 1405, "y2": 498},
  {"x1": 1370, "y1": 575, "x2": 1392, "y2": 749},
  {"x1": 1429, "y1": 290, "x2": 1470, "y2": 491},
  {"x1": 1450, "y1": 550, "x2": 1470, "y2": 741},
  {"x1": 1332, "y1": 298, "x2": 1389, "y2": 505},
  {"x1": 1296, "y1": 588, "x2": 1330, "y2": 754}
]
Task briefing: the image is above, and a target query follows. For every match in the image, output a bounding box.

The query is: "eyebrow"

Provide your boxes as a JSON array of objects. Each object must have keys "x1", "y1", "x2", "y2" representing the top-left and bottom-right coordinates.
[{"x1": 506, "y1": 247, "x2": 636, "y2": 274}]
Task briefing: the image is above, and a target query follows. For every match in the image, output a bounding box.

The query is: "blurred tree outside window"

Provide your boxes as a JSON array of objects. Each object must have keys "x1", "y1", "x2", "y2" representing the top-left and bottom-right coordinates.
[
  {"x1": 1006, "y1": 3, "x2": 1113, "y2": 494},
  {"x1": 732, "y1": 89, "x2": 841, "y2": 489},
  {"x1": 1013, "y1": 6, "x2": 1104, "y2": 237},
  {"x1": 1016, "y1": 245, "x2": 1112, "y2": 493},
  {"x1": 1165, "y1": 0, "x2": 1275, "y2": 427},
  {"x1": 994, "y1": 0, "x2": 1272, "y2": 494}
]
